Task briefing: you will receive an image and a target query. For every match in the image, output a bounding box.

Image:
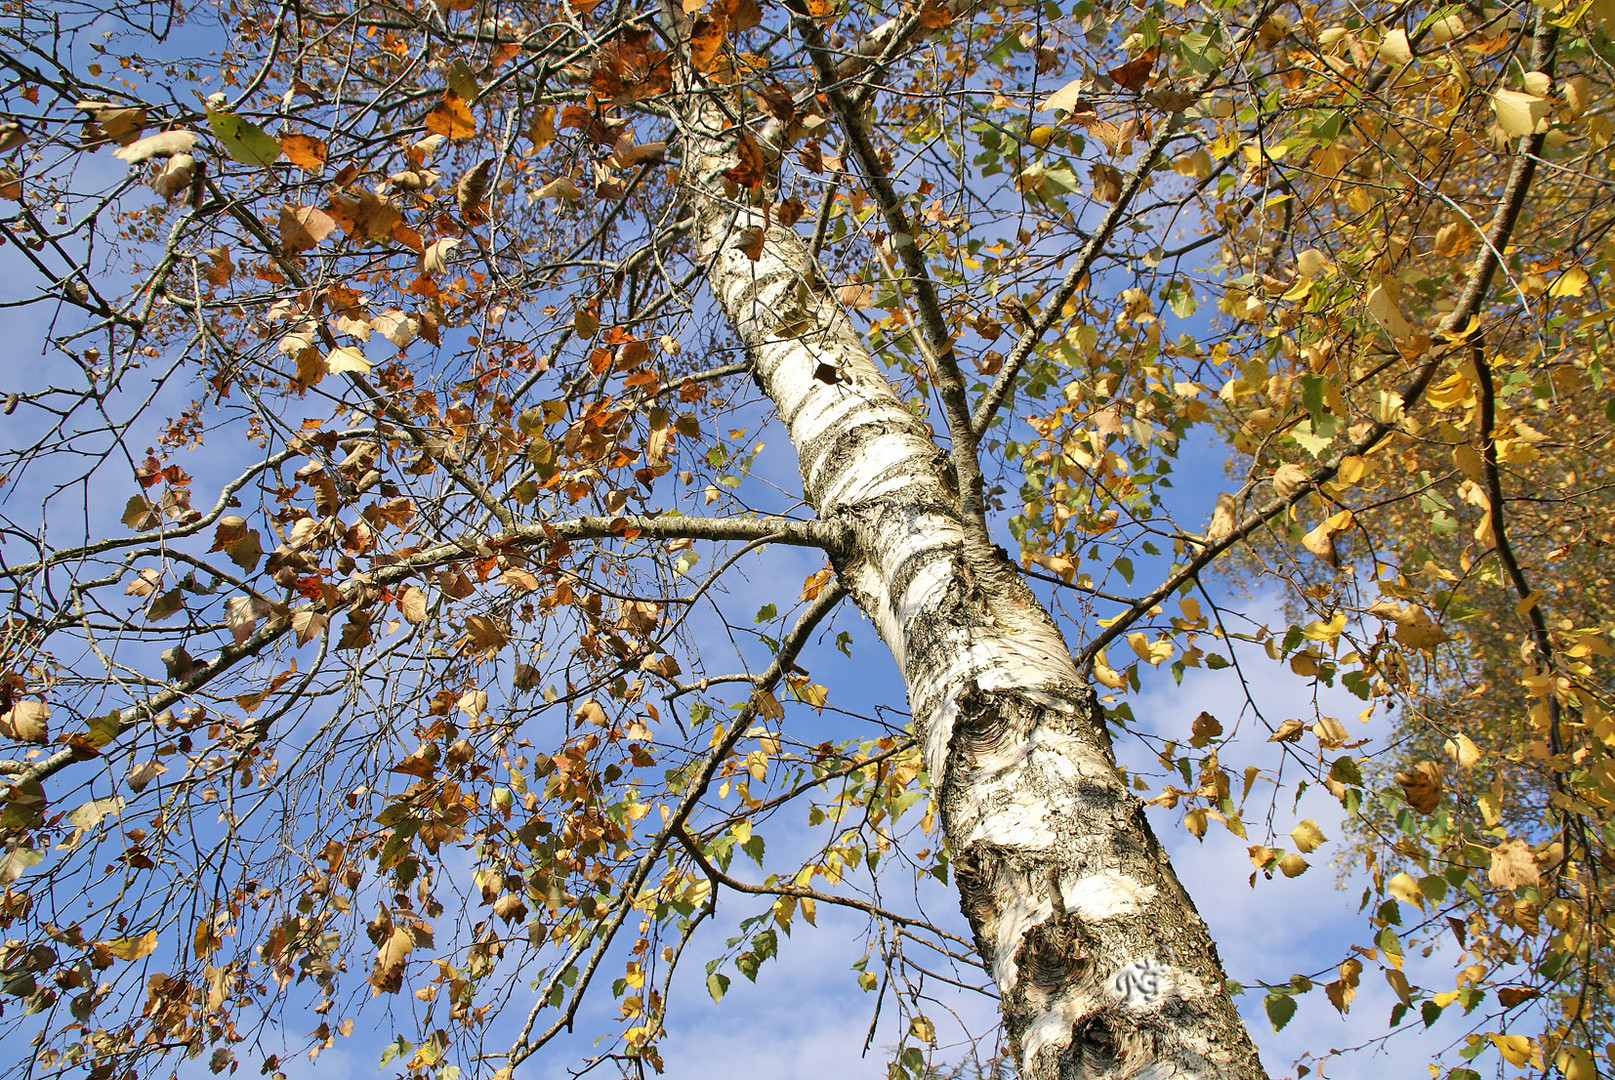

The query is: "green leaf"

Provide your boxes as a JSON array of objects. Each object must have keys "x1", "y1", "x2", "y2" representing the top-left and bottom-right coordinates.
[
  {"x1": 1264, "y1": 992, "x2": 1297, "y2": 1032},
  {"x1": 206, "y1": 108, "x2": 281, "y2": 168},
  {"x1": 706, "y1": 971, "x2": 729, "y2": 1002},
  {"x1": 87, "y1": 710, "x2": 121, "y2": 748},
  {"x1": 1165, "y1": 280, "x2": 1197, "y2": 318},
  {"x1": 378, "y1": 1036, "x2": 412, "y2": 1068}
]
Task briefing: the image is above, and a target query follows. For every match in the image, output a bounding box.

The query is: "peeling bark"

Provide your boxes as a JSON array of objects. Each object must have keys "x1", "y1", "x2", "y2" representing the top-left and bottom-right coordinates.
[{"x1": 680, "y1": 96, "x2": 1268, "y2": 1080}]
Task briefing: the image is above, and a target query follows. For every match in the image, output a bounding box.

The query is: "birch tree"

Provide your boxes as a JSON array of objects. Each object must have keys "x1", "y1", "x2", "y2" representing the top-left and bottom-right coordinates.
[{"x1": 0, "y1": 0, "x2": 1608, "y2": 1076}]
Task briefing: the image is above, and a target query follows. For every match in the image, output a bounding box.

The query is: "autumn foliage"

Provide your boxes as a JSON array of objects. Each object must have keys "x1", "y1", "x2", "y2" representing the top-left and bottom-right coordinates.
[{"x1": 0, "y1": 0, "x2": 1612, "y2": 1075}]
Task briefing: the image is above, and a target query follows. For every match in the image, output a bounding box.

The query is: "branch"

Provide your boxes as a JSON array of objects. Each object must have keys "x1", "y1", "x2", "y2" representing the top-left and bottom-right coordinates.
[
  {"x1": 786, "y1": 0, "x2": 987, "y2": 542},
  {"x1": 505, "y1": 583, "x2": 847, "y2": 1065},
  {"x1": 970, "y1": 3, "x2": 1283, "y2": 439},
  {"x1": 2, "y1": 513, "x2": 846, "y2": 784},
  {"x1": 1077, "y1": 16, "x2": 1559, "y2": 667},
  {"x1": 675, "y1": 825, "x2": 974, "y2": 948}
]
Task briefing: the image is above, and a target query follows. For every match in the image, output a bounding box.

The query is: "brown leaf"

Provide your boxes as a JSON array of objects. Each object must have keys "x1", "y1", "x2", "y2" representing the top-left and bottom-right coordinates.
[
  {"x1": 0, "y1": 701, "x2": 49, "y2": 743},
  {"x1": 1108, "y1": 49, "x2": 1157, "y2": 92},
  {"x1": 279, "y1": 204, "x2": 336, "y2": 254},
  {"x1": 1144, "y1": 87, "x2": 1201, "y2": 113},
  {"x1": 127, "y1": 760, "x2": 167, "y2": 793},
  {"x1": 398, "y1": 586, "x2": 429, "y2": 624},
  {"x1": 1190, "y1": 711, "x2": 1222, "y2": 742},
  {"x1": 1271, "y1": 463, "x2": 1310, "y2": 499},
  {"x1": 1090, "y1": 162, "x2": 1122, "y2": 202},
  {"x1": 1497, "y1": 986, "x2": 1540, "y2": 1008},
  {"x1": 834, "y1": 282, "x2": 872, "y2": 309},
  {"x1": 456, "y1": 159, "x2": 492, "y2": 218},
  {"x1": 492, "y1": 894, "x2": 528, "y2": 925},
  {"x1": 1395, "y1": 760, "x2": 1443, "y2": 814},
  {"x1": 735, "y1": 224, "x2": 766, "y2": 261},
  {"x1": 775, "y1": 196, "x2": 805, "y2": 226},
  {"x1": 724, "y1": 130, "x2": 767, "y2": 188},
  {"x1": 757, "y1": 81, "x2": 797, "y2": 123},
  {"x1": 1267, "y1": 718, "x2": 1307, "y2": 742},
  {"x1": 716, "y1": 0, "x2": 760, "y2": 30},
  {"x1": 1488, "y1": 837, "x2": 1540, "y2": 890},
  {"x1": 534, "y1": 175, "x2": 583, "y2": 201},
  {"x1": 76, "y1": 101, "x2": 148, "y2": 144}
]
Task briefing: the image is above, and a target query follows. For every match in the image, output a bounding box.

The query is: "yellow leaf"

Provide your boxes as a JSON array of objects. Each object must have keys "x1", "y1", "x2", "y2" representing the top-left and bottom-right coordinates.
[
  {"x1": 799, "y1": 567, "x2": 833, "y2": 601},
  {"x1": 1184, "y1": 808, "x2": 1207, "y2": 838},
  {"x1": 1445, "y1": 733, "x2": 1481, "y2": 769},
  {"x1": 790, "y1": 681, "x2": 828, "y2": 711},
  {"x1": 1557, "y1": 1045, "x2": 1597, "y2": 1080},
  {"x1": 1278, "y1": 853, "x2": 1309, "y2": 877},
  {"x1": 1038, "y1": 78, "x2": 1087, "y2": 114},
  {"x1": 1302, "y1": 611, "x2": 1345, "y2": 642},
  {"x1": 107, "y1": 929, "x2": 159, "y2": 960},
  {"x1": 1365, "y1": 281, "x2": 1413, "y2": 341},
  {"x1": 325, "y1": 346, "x2": 371, "y2": 375},
  {"x1": 752, "y1": 690, "x2": 784, "y2": 721},
  {"x1": 1377, "y1": 28, "x2": 1412, "y2": 66},
  {"x1": 1290, "y1": 819, "x2": 1327, "y2": 853},
  {"x1": 1489, "y1": 838, "x2": 1540, "y2": 889},
  {"x1": 1491, "y1": 90, "x2": 1549, "y2": 137},
  {"x1": 1336, "y1": 455, "x2": 1369, "y2": 485},
  {"x1": 1549, "y1": 266, "x2": 1589, "y2": 298},
  {"x1": 1092, "y1": 649, "x2": 1127, "y2": 690},
  {"x1": 420, "y1": 237, "x2": 461, "y2": 275},
  {"x1": 1489, "y1": 1033, "x2": 1536, "y2": 1068},
  {"x1": 377, "y1": 926, "x2": 414, "y2": 969},
  {"x1": 1302, "y1": 510, "x2": 1354, "y2": 564},
  {"x1": 279, "y1": 133, "x2": 327, "y2": 171},
  {"x1": 1173, "y1": 148, "x2": 1212, "y2": 179},
  {"x1": 1127, "y1": 632, "x2": 1173, "y2": 665},
  {"x1": 1387, "y1": 871, "x2": 1424, "y2": 910},
  {"x1": 1384, "y1": 966, "x2": 1411, "y2": 1006},
  {"x1": 1424, "y1": 372, "x2": 1473, "y2": 410}
]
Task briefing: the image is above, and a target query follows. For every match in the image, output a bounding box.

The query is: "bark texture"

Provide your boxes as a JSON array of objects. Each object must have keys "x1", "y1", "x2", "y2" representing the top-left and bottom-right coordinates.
[{"x1": 680, "y1": 103, "x2": 1269, "y2": 1080}]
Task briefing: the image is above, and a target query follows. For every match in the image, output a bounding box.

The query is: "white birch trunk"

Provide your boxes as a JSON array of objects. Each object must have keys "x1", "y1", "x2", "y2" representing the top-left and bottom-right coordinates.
[{"x1": 681, "y1": 112, "x2": 1269, "y2": 1080}]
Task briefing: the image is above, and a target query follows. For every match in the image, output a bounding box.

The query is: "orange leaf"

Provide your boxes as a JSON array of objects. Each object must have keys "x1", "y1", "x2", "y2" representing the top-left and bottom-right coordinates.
[
  {"x1": 279, "y1": 133, "x2": 327, "y2": 171},
  {"x1": 689, "y1": 14, "x2": 726, "y2": 73},
  {"x1": 424, "y1": 94, "x2": 476, "y2": 140},
  {"x1": 800, "y1": 567, "x2": 833, "y2": 601},
  {"x1": 724, "y1": 130, "x2": 767, "y2": 188}
]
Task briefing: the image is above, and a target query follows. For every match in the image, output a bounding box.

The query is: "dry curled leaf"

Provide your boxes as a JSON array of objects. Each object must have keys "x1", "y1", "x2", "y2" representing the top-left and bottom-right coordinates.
[
  {"x1": 456, "y1": 158, "x2": 492, "y2": 218},
  {"x1": 113, "y1": 129, "x2": 198, "y2": 164}
]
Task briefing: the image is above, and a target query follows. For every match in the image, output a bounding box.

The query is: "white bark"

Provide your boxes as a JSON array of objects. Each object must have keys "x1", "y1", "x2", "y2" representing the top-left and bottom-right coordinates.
[{"x1": 680, "y1": 104, "x2": 1268, "y2": 1080}]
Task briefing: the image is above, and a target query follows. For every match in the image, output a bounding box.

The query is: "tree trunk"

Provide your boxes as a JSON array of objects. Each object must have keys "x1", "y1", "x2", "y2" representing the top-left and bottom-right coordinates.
[{"x1": 681, "y1": 109, "x2": 1270, "y2": 1080}]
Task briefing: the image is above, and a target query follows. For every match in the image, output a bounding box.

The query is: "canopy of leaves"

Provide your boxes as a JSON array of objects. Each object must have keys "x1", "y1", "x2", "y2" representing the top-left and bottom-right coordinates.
[{"x1": 0, "y1": 0, "x2": 1611, "y2": 1075}]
